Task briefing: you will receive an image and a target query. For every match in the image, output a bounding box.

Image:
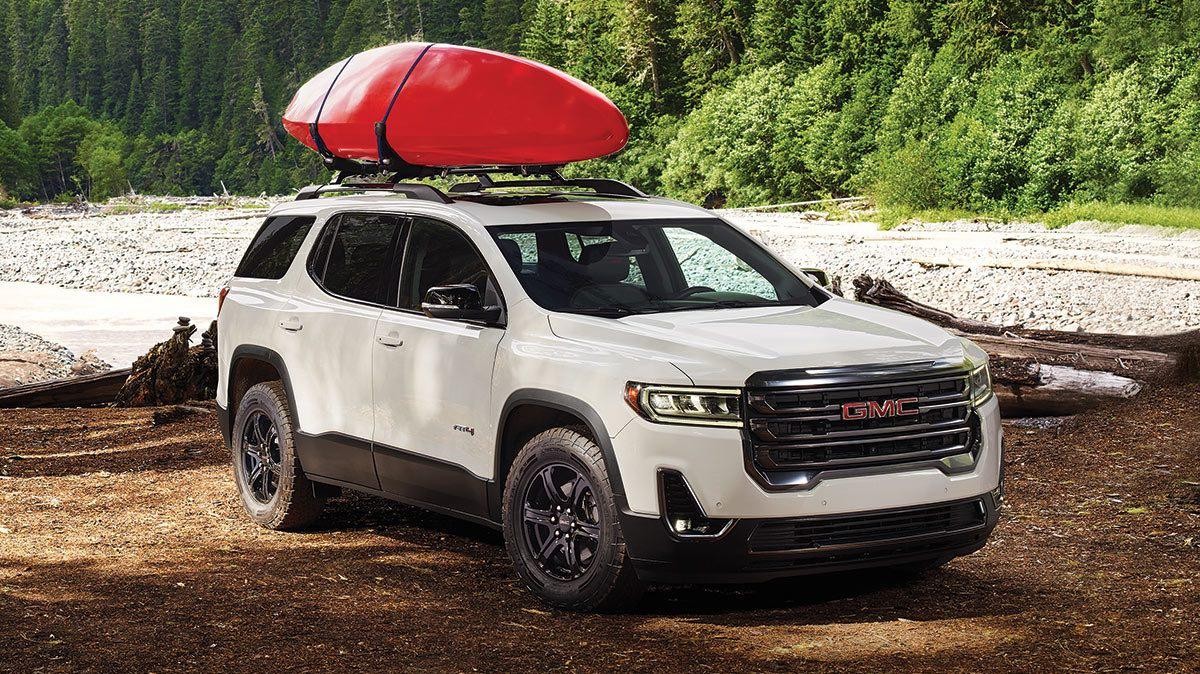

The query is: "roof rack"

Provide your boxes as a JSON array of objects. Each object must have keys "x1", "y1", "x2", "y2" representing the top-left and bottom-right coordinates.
[
  {"x1": 294, "y1": 164, "x2": 649, "y2": 203},
  {"x1": 445, "y1": 167, "x2": 648, "y2": 199},
  {"x1": 295, "y1": 182, "x2": 452, "y2": 203}
]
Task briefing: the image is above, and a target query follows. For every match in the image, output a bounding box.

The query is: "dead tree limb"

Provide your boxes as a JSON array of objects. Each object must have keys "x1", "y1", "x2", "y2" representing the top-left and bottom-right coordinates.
[
  {"x1": 0, "y1": 368, "x2": 132, "y2": 408},
  {"x1": 853, "y1": 275, "x2": 1198, "y2": 381}
]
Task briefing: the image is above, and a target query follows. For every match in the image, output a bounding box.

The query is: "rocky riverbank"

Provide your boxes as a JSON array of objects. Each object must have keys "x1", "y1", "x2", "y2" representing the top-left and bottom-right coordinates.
[
  {"x1": 2, "y1": 201, "x2": 1198, "y2": 336},
  {"x1": 0, "y1": 324, "x2": 110, "y2": 387}
]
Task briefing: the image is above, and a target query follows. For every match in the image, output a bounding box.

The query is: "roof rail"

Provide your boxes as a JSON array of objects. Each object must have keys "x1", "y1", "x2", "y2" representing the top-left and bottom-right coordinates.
[
  {"x1": 294, "y1": 182, "x2": 452, "y2": 204},
  {"x1": 447, "y1": 174, "x2": 648, "y2": 199}
]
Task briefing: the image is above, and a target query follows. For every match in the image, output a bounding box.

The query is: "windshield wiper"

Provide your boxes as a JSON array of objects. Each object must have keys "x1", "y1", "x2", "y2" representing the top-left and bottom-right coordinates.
[
  {"x1": 568, "y1": 306, "x2": 642, "y2": 318},
  {"x1": 648, "y1": 299, "x2": 777, "y2": 313}
]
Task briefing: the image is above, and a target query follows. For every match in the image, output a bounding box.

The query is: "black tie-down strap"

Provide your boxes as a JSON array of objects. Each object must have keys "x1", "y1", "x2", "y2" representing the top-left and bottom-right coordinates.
[{"x1": 308, "y1": 44, "x2": 439, "y2": 178}]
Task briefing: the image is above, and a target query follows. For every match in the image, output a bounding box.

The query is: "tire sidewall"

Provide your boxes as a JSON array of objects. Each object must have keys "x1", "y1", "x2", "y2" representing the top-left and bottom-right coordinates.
[
  {"x1": 231, "y1": 383, "x2": 301, "y2": 526},
  {"x1": 503, "y1": 431, "x2": 628, "y2": 608}
]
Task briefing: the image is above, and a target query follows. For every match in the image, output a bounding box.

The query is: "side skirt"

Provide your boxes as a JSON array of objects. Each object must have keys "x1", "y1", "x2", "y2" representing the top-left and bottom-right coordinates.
[
  {"x1": 297, "y1": 431, "x2": 500, "y2": 530},
  {"x1": 305, "y1": 474, "x2": 502, "y2": 531}
]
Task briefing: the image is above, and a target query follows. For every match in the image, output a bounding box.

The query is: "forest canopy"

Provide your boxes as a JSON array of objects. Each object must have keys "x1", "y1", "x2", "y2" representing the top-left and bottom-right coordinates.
[{"x1": 0, "y1": 0, "x2": 1198, "y2": 212}]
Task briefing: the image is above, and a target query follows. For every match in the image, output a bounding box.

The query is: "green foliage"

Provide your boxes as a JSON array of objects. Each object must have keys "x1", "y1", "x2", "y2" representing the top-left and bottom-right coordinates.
[
  {"x1": 1042, "y1": 202, "x2": 1200, "y2": 230},
  {"x1": 0, "y1": 0, "x2": 1195, "y2": 219},
  {"x1": 76, "y1": 123, "x2": 128, "y2": 199}
]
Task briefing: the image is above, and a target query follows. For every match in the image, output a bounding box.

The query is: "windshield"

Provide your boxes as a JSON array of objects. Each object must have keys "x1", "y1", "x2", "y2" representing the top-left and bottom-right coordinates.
[{"x1": 488, "y1": 218, "x2": 827, "y2": 317}]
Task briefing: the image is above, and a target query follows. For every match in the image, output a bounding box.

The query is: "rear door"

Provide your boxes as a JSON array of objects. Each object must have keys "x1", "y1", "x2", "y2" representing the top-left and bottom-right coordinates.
[
  {"x1": 278, "y1": 212, "x2": 407, "y2": 489},
  {"x1": 372, "y1": 216, "x2": 505, "y2": 517}
]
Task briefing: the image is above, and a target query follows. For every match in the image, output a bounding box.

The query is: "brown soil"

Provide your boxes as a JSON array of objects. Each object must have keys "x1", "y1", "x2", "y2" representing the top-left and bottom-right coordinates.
[{"x1": 1, "y1": 390, "x2": 1198, "y2": 673}]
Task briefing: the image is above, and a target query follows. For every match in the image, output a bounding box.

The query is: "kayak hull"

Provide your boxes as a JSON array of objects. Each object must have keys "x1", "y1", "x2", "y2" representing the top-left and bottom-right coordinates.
[{"x1": 282, "y1": 43, "x2": 629, "y2": 168}]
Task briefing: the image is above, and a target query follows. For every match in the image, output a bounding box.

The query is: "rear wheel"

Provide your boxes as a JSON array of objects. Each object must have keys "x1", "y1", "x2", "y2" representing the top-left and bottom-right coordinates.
[
  {"x1": 502, "y1": 427, "x2": 643, "y2": 611},
  {"x1": 231, "y1": 381, "x2": 324, "y2": 530}
]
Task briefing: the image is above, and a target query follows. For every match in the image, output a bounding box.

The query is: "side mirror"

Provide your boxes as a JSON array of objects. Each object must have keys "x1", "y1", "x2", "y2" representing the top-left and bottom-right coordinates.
[
  {"x1": 421, "y1": 285, "x2": 502, "y2": 323},
  {"x1": 800, "y1": 268, "x2": 832, "y2": 289}
]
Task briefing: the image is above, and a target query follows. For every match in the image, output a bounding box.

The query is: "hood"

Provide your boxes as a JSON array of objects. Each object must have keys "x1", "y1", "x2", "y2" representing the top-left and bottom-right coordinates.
[{"x1": 547, "y1": 298, "x2": 967, "y2": 386}]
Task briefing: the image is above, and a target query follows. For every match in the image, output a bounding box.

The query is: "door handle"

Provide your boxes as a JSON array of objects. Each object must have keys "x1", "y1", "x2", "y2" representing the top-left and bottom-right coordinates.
[
  {"x1": 376, "y1": 331, "x2": 404, "y2": 348},
  {"x1": 279, "y1": 316, "x2": 303, "y2": 332}
]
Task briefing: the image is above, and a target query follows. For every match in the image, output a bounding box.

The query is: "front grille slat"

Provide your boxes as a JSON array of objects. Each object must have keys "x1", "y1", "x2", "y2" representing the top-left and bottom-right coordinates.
[
  {"x1": 746, "y1": 366, "x2": 979, "y2": 479},
  {"x1": 749, "y1": 500, "x2": 986, "y2": 553}
]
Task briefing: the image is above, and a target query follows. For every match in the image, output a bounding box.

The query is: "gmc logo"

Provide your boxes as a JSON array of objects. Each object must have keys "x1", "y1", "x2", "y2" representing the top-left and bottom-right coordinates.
[{"x1": 841, "y1": 398, "x2": 920, "y2": 421}]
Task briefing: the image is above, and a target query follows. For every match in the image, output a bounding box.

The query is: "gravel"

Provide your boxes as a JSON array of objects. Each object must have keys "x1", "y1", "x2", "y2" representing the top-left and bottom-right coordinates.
[
  {"x1": 2, "y1": 203, "x2": 1198, "y2": 335},
  {"x1": 0, "y1": 204, "x2": 271, "y2": 297},
  {"x1": 0, "y1": 324, "x2": 92, "y2": 386},
  {"x1": 0, "y1": 324, "x2": 76, "y2": 370},
  {"x1": 728, "y1": 212, "x2": 1200, "y2": 334}
]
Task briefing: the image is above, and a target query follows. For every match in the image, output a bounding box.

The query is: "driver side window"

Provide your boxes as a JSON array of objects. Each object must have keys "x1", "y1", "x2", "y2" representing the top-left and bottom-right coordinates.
[{"x1": 398, "y1": 217, "x2": 496, "y2": 310}]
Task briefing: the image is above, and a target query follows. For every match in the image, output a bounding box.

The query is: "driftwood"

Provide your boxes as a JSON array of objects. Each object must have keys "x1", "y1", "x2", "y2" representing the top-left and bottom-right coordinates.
[
  {"x1": 114, "y1": 318, "x2": 218, "y2": 407},
  {"x1": 852, "y1": 275, "x2": 1196, "y2": 416},
  {"x1": 0, "y1": 367, "x2": 132, "y2": 408},
  {"x1": 995, "y1": 364, "x2": 1142, "y2": 417},
  {"x1": 912, "y1": 255, "x2": 1200, "y2": 283},
  {"x1": 853, "y1": 275, "x2": 1197, "y2": 380}
]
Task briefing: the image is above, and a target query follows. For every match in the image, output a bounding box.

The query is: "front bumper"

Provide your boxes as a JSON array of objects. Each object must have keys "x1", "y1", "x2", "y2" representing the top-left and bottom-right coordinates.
[
  {"x1": 621, "y1": 491, "x2": 1001, "y2": 584},
  {"x1": 609, "y1": 395, "x2": 1003, "y2": 519}
]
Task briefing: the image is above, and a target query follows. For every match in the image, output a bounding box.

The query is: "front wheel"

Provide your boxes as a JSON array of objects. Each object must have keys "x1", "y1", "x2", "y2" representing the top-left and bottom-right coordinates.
[{"x1": 502, "y1": 427, "x2": 643, "y2": 611}]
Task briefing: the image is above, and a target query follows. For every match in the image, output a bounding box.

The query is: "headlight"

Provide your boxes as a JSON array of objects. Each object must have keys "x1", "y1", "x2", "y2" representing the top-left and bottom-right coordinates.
[
  {"x1": 959, "y1": 337, "x2": 994, "y2": 406},
  {"x1": 968, "y1": 362, "x2": 993, "y2": 406},
  {"x1": 624, "y1": 383, "x2": 743, "y2": 427}
]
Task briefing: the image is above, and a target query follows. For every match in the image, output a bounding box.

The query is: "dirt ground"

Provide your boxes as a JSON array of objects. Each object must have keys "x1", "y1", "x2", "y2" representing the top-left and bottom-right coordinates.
[{"x1": 1, "y1": 387, "x2": 1198, "y2": 673}]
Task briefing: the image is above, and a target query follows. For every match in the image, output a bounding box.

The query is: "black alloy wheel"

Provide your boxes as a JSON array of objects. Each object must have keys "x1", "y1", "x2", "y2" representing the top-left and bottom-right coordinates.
[
  {"x1": 239, "y1": 410, "x2": 282, "y2": 504},
  {"x1": 521, "y1": 463, "x2": 602, "y2": 581}
]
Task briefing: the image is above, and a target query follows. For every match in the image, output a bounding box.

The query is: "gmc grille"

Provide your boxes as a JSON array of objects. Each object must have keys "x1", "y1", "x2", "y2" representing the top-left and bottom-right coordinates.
[
  {"x1": 749, "y1": 499, "x2": 987, "y2": 553},
  {"x1": 745, "y1": 363, "x2": 979, "y2": 488}
]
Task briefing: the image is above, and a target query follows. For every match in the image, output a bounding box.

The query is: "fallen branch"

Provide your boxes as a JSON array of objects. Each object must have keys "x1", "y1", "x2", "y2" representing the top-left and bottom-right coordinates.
[
  {"x1": 853, "y1": 275, "x2": 1198, "y2": 381},
  {"x1": 0, "y1": 368, "x2": 131, "y2": 408},
  {"x1": 995, "y1": 364, "x2": 1142, "y2": 417},
  {"x1": 912, "y1": 255, "x2": 1200, "y2": 283}
]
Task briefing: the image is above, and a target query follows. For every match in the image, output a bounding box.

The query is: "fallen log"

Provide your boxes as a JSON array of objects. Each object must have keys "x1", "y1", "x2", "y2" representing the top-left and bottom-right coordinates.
[
  {"x1": 850, "y1": 274, "x2": 1200, "y2": 415},
  {"x1": 912, "y1": 254, "x2": 1200, "y2": 283},
  {"x1": 994, "y1": 363, "x2": 1142, "y2": 417},
  {"x1": 0, "y1": 367, "x2": 132, "y2": 408},
  {"x1": 853, "y1": 274, "x2": 1198, "y2": 381}
]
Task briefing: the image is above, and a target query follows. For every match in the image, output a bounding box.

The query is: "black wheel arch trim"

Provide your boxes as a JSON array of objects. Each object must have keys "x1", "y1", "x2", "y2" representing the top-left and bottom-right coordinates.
[
  {"x1": 226, "y1": 344, "x2": 299, "y2": 448},
  {"x1": 492, "y1": 389, "x2": 629, "y2": 520}
]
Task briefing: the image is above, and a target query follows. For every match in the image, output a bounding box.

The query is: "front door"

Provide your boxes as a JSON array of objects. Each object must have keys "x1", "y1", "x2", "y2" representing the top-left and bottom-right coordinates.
[{"x1": 372, "y1": 216, "x2": 505, "y2": 517}]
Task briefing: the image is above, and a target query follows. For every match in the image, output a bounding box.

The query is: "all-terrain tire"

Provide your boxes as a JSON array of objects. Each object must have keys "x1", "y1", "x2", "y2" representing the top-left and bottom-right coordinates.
[
  {"x1": 502, "y1": 427, "x2": 644, "y2": 612},
  {"x1": 231, "y1": 381, "x2": 324, "y2": 530}
]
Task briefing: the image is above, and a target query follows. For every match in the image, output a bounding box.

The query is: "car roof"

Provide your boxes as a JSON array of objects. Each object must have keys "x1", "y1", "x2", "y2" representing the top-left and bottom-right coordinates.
[{"x1": 265, "y1": 191, "x2": 714, "y2": 231}]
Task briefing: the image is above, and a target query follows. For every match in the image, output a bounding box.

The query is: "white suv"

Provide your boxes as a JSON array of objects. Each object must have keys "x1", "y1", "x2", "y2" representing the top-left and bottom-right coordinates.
[{"x1": 216, "y1": 175, "x2": 1002, "y2": 611}]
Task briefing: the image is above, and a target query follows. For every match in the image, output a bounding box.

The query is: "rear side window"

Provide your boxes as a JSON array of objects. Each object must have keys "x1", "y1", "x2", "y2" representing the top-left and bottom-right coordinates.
[
  {"x1": 398, "y1": 217, "x2": 492, "y2": 310},
  {"x1": 309, "y1": 213, "x2": 405, "y2": 305},
  {"x1": 235, "y1": 215, "x2": 316, "y2": 279}
]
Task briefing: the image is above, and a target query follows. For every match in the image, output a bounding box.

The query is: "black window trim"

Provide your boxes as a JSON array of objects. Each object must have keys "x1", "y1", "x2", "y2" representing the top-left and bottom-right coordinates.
[
  {"x1": 392, "y1": 214, "x2": 508, "y2": 329},
  {"x1": 305, "y1": 210, "x2": 410, "y2": 312},
  {"x1": 235, "y1": 214, "x2": 319, "y2": 280},
  {"x1": 305, "y1": 210, "x2": 507, "y2": 329}
]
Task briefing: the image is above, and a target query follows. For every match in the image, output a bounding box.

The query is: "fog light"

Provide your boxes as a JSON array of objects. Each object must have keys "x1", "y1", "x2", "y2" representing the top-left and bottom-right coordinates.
[{"x1": 661, "y1": 470, "x2": 731, "y2": 537}]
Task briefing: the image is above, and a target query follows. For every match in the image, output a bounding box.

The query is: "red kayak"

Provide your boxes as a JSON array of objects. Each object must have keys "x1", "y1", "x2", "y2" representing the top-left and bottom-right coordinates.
[{"x1": 282, "y1": 43, "x2": 629, "y2": 169}]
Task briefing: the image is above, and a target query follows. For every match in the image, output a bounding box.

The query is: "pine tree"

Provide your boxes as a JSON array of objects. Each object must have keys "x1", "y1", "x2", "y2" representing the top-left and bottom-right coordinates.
[
  {"x1": 520, "y1": 0, "x2": 568, "y2": 68},
  {"x1": 0, "y1": 0, "x2": 18, "y2": 126},
  {"x1": 102, "y1": 0, "x2": 139, "y2": 120},
  {"x1": 65, "y1": 0, "x2": 105, "y2": 111},
  {"x1": 34, "y1": 3, "x2": 69, "y2": 107}
]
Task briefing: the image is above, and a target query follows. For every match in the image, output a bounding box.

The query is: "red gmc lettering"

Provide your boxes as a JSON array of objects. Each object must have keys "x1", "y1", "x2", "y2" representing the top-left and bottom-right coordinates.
[{"x1": 841, "y1": 397, "x2": 920, "y2": 420}]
